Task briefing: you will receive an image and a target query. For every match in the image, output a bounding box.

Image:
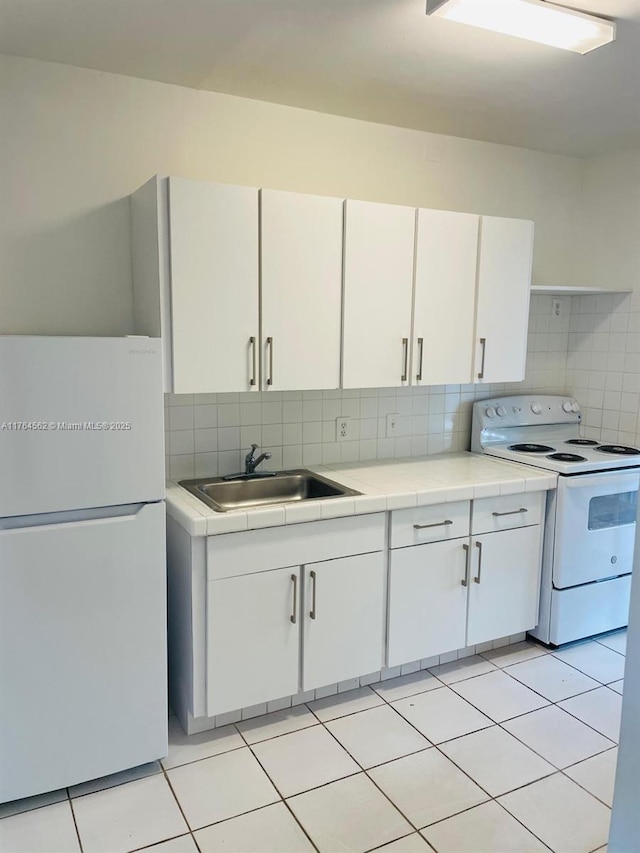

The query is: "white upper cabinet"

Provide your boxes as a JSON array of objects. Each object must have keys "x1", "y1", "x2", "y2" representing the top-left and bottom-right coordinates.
[
  {"x1": 474, "y1": 216, "x2": 534, "y2": 383},
  {"x1": 260, "y1": 190, "x2": 343, "y2": 391},
  {"x1": 342, "y1": 200, "x2": 416, "y2": 389},
  {"x1": 413, "y1": 209, "x2": 479, "y2": 386},
  {"x1": 168, "y1": 177, "x2": 259, "y2": 394},
  {"x1": 132, "y1": 176, "x2": 535, "y2": 393}
]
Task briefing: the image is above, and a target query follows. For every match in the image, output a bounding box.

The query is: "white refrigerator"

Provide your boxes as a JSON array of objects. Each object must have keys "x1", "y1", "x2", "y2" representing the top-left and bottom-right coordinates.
[{"x1": 0, "y1": 336, "x2": 167, "y2": 804}]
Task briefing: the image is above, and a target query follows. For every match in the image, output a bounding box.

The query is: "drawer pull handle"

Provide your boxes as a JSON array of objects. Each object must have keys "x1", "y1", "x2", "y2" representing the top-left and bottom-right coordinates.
[
  {"x1": 477, "y1": 337, "x2": 486, "y2": 379},
  {"x1": 413, "y1": 520, "x2": 453, "y2": 530},
  {"x1": 310, "y1": 570, "x2": 317, "y2": 620},
  {"x1": 474, "y1": 541, "x2": 483, "y2": 584},
  {"x1": 401, "y1": 338, "x2": 409, "y2": 382},
  {"x1": 462, "y1": 543, "x2": 470, "y2": 587},
  {"x1": 492, "y1": 508, "x2": 528, "y2": 517},
  {"x1": 249, "y1": 336, "x2": 257, "y2": 386},
  {"x1": 290, "y1": 574, "x2": 297, "y2": 624}
]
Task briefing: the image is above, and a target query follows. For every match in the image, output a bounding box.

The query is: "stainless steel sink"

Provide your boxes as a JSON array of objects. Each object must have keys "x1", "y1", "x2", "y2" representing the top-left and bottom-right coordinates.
[{"x1": 179, "y1": 469, "x2": 361, "y2": 512}]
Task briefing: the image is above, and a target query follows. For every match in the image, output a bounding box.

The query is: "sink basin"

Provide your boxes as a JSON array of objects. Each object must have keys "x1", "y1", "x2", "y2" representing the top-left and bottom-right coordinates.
[{"x1": 179, "y1": 469, "x2": 361, "y2": 512}]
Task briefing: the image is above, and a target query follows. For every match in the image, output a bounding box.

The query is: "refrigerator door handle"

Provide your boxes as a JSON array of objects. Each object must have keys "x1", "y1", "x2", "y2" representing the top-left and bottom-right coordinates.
[{"x1": 0, "y1": 502, "x2": 155, "y2": 532}]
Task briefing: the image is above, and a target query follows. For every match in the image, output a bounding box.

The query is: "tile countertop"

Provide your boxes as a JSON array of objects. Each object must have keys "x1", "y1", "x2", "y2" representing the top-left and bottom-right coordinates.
[{"x1": 166, "y1": 452, "x2": 557, "y2": 537}]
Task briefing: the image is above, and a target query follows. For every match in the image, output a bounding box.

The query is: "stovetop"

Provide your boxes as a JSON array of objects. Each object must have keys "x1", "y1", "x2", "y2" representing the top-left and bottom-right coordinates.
[
  {"x1": 471, "y1": 395, "x2": 640, "y2": 475},
  {"x1": 485, "y1": 439, "x2": 640, "y2": 475}
]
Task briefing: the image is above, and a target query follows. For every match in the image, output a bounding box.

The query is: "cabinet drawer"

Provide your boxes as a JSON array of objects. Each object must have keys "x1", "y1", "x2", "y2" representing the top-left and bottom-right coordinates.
[
  {"x1": 207, "y1": 512, "x2": 385, "y2": 580},
  {"x1": 472, "y1": 492, "x2": 543, "y2": 535},
  {"x1": 390, "y1": 501, "x2": 470, "y2": 549}
]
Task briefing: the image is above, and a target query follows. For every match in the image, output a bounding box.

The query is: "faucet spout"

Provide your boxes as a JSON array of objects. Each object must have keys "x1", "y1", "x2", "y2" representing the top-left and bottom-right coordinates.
[{"x1": 244, "y1": 444, "x2": 272, "y2": 475}]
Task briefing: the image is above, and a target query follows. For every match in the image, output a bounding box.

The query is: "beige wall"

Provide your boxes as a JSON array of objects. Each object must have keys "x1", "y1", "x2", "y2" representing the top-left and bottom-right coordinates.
[
  {"x1": 578, "y1": 147, "x2": 640, "y2": 293},
  {"x1": 0, "y1": 53, "x2": 586, "y2": 336}
]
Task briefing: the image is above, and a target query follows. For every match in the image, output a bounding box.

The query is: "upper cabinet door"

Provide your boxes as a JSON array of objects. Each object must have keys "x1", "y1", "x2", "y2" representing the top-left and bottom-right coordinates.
[
  {"x1": 342, "y1": 200, "x2": 415, "y2": 389},
  {"x1": 168, "y1": 177, "x2": 259, "y2": 394},
  {"x1": 474, "y1": 216, "x2": 534, "y2": 384},
  {"x1": 261, "y1": 190, "x2": 343, "y2": 391},
  {"x1": 414, "y1": 209, "x2": 479, "y2": 386}
]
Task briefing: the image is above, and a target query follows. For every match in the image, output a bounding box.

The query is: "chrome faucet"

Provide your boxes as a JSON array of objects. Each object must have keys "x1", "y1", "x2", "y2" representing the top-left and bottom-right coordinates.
[{"x1": 244, "y1": 443, "x2": 272, "y2": 475}]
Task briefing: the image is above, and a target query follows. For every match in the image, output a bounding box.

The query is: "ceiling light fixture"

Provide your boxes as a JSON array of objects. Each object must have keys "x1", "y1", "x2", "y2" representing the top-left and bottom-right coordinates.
[{"x1": 426, "y1": 0, "x2": 616, "y2": 54}]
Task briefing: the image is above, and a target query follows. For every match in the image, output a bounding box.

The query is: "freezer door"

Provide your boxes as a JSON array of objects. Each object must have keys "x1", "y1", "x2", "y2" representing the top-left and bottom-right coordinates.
[
  {"x1": 0, "y1": 337, "x2": 164, "y2": 516},
  {"x1": 0, "y1": 501, "x2": 167, "y2": 803}
]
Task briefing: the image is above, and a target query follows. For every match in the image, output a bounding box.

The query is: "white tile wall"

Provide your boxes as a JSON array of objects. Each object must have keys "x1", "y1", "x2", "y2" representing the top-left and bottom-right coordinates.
[
  {"x1": 565, "y1": 291, "x2": 640, "y2": 447},
  {"x1": 507, "y1": 294, "x2": 572, "y2": 395},
  {"x1": 164, "y1": 293, "x2": 639, "y2": 479}
]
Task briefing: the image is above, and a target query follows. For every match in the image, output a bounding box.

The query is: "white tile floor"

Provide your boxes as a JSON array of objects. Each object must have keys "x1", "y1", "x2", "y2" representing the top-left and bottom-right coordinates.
[{"x1": 0, "y1": 632, "x2": 626, "y2": 853}]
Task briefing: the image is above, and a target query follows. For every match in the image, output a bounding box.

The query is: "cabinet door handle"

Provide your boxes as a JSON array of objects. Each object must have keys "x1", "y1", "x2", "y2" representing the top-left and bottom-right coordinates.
[
  {"x1": 477, "y1": 337, "x2": 487, "y2": 379},
  {"x1": 401, "y1": 338, "x2": 409, "y2": 382},
  {"x1": 309, "y1": 570, "x2": 317, "y2": 620},
  {"x1": 474, "y1": 541, "x2": 483, "y2": 584},
  {"x1": 249, "y1": 336, "x2": 257, "y2": 387},
  {"x1": 416, "y1": 337, "x2": 424, "y2": 381},
  {"x1": 492, "y1": 508, "x2": 528, "y2": 517},
  {"x1": 266, "y1": 336, "x2": 274, "y2": 386},
  {"x1": 413, "y1": 520, "x2": 453, "y2": 530},
  {"x1": 290, "y1": 574, "x2": 298, "y2": 624},
  {"x1": 462, "y1": 543, "x2": 470, "y2": 587}
]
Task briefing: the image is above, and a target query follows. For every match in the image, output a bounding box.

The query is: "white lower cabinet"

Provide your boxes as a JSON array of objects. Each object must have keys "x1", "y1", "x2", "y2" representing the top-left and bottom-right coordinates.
[
  {"x1": 202, "y1": 514, "x2": 386, "y2": 718},
  {"x1": 466, "y1": 526, "x2": 542, "y2": 646},
  {"x1": 167, "y1": 496, "x2": 546, "y2": 731},
  {"x1": 388, "y1": 539, "x2": 468, "y2": 667},
  {"x1": 302, "y1": 553, "x2": 385, "y2": 691},
  {"x1": 206, "y1": 567, "x2": 299, "y2": 717},
  {"x1": 206, "y1": 552, "x2": 385, "y2": 717},
  {"x1": 387, "y1": 495, "x2": 544, "y2": 668}
]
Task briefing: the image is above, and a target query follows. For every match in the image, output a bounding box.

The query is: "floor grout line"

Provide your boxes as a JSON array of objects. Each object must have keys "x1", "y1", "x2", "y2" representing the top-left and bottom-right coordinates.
[
  {"x1": 67, "y1": 793, "x2": 85, "y2": 853},
  {"x1": 160, "y1": 764, "x2": 199, "y2": 844}
]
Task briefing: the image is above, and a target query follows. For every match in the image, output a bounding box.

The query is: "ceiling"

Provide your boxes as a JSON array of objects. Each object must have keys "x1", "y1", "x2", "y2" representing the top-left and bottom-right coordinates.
[{"x1": 1, "y1": 0, "x2": 639, "y2": 157}]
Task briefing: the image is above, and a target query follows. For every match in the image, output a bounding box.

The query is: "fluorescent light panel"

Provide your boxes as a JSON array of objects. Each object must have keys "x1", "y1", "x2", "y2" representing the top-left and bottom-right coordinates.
[{"x1": 426, "y1": 0, "x2": 616, "y2": 54}]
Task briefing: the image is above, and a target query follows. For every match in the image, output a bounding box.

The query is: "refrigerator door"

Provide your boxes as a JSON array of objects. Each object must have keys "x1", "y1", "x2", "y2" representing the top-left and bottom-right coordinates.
[
  {"x1": 0, "y1": 501, "x2": 167, "y2": 803},
  {"x1": 0, "y1": 337, "x2": 165, "y2": 516}
]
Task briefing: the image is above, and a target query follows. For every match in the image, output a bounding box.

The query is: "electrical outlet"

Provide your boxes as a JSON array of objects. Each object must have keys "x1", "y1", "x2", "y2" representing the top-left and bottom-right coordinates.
[
  {"x1": 386, "y1": 413, "x2": 399, "y2": 437},
  {"x1": 336, "y1": 417, "x2": 351, "y2": 442},
  {"x1": 552, "y1": 298, "x2": 564, "y2": 318}
]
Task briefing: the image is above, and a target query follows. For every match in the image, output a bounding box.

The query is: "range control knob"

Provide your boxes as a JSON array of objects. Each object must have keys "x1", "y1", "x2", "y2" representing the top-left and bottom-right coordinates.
[
  {"x1": 485, "y1": 406, "x2": 497, "y2": 419},
  {"x1": 496, "y1": 406, "x2": 507, "y2": 417},
  {"x1": 531, "y1": 402, "x2": 542, "y2": 415},
  {"x1": 562, "y1": 401, "x2": 573, "y2": 413}
]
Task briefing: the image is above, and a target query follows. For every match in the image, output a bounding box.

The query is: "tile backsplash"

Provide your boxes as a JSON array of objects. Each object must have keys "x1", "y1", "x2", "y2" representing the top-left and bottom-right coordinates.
[
  {"x1": 165, "y1": 291, "x2": 639, "y2": 480},
  {"x1": 166, "y1": 384, "x2": 475, "y2": 481},
  {"x1": 565, "y1": 290, "x2": 640, "y2": 448}
]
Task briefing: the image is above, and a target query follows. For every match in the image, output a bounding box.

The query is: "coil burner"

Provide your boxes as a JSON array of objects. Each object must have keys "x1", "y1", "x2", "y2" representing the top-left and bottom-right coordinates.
[
  {"x1": 546, "y1": 453, "x2": 587, "y2": 463},
  {"x1": 509, "y1": 443, "x2": 555, "y2": 453},
  {"x1": 596, "y1": 445, "x2": 640, "y2": 456}
]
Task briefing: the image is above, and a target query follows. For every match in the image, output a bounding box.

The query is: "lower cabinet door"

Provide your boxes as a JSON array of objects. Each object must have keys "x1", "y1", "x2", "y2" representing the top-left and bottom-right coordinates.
[
  {"x1": 466, "y1": 525, "x2": 542, "y2": 646},
  {"x1": 387, "y1": 540, "x2": 468, "y2": 668},
  {"x1": 302, "y1": 552, "x2": 385, "y2": 691},
  {"x1": 206, "y1": 567, "x2": 300, "y2": 716}
]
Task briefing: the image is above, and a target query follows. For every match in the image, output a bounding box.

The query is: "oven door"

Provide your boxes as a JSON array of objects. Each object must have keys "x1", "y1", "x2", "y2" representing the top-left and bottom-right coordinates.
[{"x1": 553, "y1": 469, "x2": 639, "y2": 589}]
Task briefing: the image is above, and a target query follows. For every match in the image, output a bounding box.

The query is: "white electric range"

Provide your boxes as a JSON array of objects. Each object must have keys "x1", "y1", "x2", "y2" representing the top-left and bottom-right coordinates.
[{"x1": 472, "y1": 395, "x2": 639, "y2": 646}]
